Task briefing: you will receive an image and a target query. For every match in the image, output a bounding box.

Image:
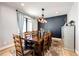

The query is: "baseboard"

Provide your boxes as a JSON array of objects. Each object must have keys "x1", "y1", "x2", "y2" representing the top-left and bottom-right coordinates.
[
  {"x1": 64, "y1": 47, "x2": 74, "y2": 51},
  {"x1": 0, "y1": 44, "x2": 14, "y2": 51},
  {"x1": 52, "y1": 37, "x2": 61, "y2": 40},
  {"x1": 75, "y1": 50, "x2": 79, "y2": 56}
]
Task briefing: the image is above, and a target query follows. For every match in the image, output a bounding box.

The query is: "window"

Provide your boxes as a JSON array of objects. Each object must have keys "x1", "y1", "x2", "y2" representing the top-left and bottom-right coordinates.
[
  {"x1": 27, "y1": 19, "x2": 32, "y2": 31},
  {"x1": 23, "y1": 18, "x2": 32, "y2": 32},
  {"x1": 23, "y1": 18, "x2": 26, "y2": 32}
]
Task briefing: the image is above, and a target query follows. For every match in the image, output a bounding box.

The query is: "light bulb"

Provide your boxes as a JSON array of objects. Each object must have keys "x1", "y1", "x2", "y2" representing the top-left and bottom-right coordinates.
[{"x1": 21, "y1": 3, "x2": 24, "y2": 6}]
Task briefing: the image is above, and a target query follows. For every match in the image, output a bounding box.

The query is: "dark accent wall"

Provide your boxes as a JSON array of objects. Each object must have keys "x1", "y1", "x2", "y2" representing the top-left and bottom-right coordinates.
[{"x1": 38, "y1": 15, "x2": 67, "y2": 38}]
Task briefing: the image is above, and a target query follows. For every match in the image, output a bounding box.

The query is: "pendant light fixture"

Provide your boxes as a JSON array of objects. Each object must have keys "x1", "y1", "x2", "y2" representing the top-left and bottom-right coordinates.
[{"x1": 37, "y1": 8, "x2": 47, "y2": 23}]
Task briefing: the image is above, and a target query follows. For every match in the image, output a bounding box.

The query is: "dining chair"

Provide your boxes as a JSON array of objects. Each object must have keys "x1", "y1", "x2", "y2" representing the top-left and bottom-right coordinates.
[
  {"x1": 48, "y1": 32, "x2": 52, "y2": 49},
  {"x1": 33, "y1": 40, "x2": 43, "y2": 56},
  {"x1": 43, "y1": 32, "x2": 49, "y2": 55},
  {"x1": 24, "y1": 32, "x2": 32, "y2": 38},
  {"x1": 13, "y1": 34, "x2": 33, "y2": 56},
  {"x1": 32, "y1": 32, "x2": 43, "y2": 56}
]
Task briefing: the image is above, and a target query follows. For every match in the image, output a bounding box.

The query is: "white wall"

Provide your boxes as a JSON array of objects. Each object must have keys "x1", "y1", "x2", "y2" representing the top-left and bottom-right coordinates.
[
  {"x1": 67, "y1": 2, "x2": 79, "y2": 52},
  {"x1": 0, "y1": 5, "x2": 18, "y2": 50},
  {"x1": 0, "y1": 5, "x2": 3, "y2": 49},
  {"x1": 0, "y1": 4, "x2": 37, "y2": 50}
]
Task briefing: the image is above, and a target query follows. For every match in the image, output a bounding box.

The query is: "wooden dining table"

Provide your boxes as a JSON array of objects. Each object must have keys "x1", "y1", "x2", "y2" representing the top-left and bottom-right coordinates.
[
  {"x1": 22, "y1": 34, "x2": 44, "y2": 56},
  {"x1": 23, "y1": 31, "x2": 52, "y2": 56}
]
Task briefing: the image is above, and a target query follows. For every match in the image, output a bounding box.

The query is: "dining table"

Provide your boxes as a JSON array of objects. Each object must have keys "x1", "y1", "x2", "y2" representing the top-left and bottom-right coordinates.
[
  {"x1": 22, "y1": 31, "x2": 52, "y2": 56},
  {"x1": 23, "y1": 33, "x2": 44, "y2": 56}
]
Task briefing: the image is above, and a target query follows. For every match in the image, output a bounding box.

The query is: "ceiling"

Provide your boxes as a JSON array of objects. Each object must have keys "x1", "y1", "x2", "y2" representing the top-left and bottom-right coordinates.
[{"x1": 0, "y1": 2, "x2": 74, "y2": 18}]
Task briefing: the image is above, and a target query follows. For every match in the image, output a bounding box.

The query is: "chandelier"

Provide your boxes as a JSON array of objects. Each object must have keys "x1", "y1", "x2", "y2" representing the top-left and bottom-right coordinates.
[{"x1": 37, "y1": 8, "x2": 47, "y2": 23}]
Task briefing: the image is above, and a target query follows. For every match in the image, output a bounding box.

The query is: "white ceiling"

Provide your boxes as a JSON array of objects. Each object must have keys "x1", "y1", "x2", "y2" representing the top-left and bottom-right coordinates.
[{"x1": 0, "y1": 2, "x2": 74, "y2": 18}]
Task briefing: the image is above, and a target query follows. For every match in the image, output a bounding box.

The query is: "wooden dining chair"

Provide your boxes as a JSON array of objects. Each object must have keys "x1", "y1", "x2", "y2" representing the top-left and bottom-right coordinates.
[
  {"x1": 32, "y1": 32, "x2": 43, "y2": 56},
  {"x1": 48, "y1": 32, "x2": 52, "y2": 48},
  {"x1": 24, "y1": 32, "x2": 32, "y2": 38},
  {"x1": 33, "y1": 39, "x2": 43, "y2": 56},
  {"x1": 13, "y1": 34, "x2": 33, "y2": 56},
  {"x1": 43, "y1": 33, "x2": 49, "y2": 55}
]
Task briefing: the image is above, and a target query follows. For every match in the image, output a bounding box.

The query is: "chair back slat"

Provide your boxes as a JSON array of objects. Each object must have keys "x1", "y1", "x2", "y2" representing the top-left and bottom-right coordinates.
[{"x1": 13, "y1": 34, "x2": 24, "y2": 56}]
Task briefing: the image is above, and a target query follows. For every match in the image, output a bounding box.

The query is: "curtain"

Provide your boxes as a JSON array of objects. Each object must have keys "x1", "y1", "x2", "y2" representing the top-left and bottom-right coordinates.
[{"x1": 17, "y1": 11, "x2": 24, "y2": 37}]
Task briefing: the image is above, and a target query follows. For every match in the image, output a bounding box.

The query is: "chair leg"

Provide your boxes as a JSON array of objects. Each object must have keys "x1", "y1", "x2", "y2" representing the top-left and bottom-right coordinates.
[{"x1": 32, "y1": 50, "x2": 35, "y2": 56}]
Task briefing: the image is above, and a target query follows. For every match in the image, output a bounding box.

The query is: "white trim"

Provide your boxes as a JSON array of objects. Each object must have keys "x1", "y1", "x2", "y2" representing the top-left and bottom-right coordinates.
[
  {"x1": 75, "y1": 50, "x2": 79, "y2": 56},
  {"x1": 0, "y1": 44, "x2": 14, "y2": 51},
  {"x1": 64, "y1": 47, "x2": 74, "y2": 51}
]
